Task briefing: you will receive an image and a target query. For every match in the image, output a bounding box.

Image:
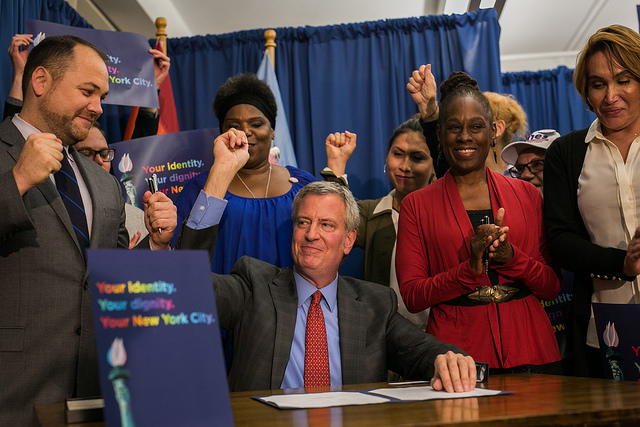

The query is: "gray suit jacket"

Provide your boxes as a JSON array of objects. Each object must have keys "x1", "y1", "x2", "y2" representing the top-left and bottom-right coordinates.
[
  {"x1": 215, "y1": 256, "x2": 465, "y2": 392},
  {"x1": 0, "y1": 118, "x2": 135, "y2": 426}
]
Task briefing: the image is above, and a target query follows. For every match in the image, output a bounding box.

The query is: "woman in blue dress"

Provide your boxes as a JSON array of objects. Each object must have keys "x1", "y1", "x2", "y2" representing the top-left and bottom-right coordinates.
[{"x1": 174, "y1": 73, "x2": 316, "y2": 274}]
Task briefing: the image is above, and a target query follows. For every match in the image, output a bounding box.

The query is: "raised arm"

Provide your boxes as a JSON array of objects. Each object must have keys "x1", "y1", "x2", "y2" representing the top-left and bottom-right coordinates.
[
  {"x1": 407, "y1": 64, "x2": 449, "y2": 177},
  {"x1": 202, "y1": 128, "x2": 250, "y2": 198},
  {"x1": 172, "y1": 129, "x2": 249, "y2": 257},
  {"x1": 7, "y1": 34, "x2": 32, "y2": 101},
  {"x1": 133, "y1": 48, "x2": 172, "y2": 137},
  {"x1": 322, "y1": 130, "x2": 356, "y2": 185},
  {"x1": 325, "y1": 130, "x2": 356, "y2": 176},
  {"x1": 406, "y1": 64, "x2": 439, "y2": 122}
]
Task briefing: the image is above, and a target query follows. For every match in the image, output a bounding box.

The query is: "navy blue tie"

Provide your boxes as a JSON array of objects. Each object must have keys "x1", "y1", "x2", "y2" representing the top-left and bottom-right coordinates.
[{"x1": 54, "y1": 150, "x2": 89, "y2": 253}]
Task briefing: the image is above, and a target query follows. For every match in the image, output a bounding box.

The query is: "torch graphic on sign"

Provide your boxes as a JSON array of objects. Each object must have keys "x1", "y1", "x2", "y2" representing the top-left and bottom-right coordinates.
[
  {"x1": 118, "y1": 153, "x2": 140, "y2": 208},
  {"x1": 107, "y1": 337, "x2": 136, "y2": 427},
  {"x1": 602, "y1": 321, "x2": 624, "y2": 381}
]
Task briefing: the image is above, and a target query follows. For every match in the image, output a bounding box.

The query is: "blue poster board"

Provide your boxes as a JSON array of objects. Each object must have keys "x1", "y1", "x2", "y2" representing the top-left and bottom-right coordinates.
[
  {"x1": 593, "y1": 302, "x2": 640, "y2": 382},
  {"x1": 110, "y1": 128, "x2": 218, "y2": 208},
  {"x1": 540, "y1": 270, "x2": 573, "y2": 359},
  {"x1": 87, "y1": 249, "x2": 233, "y2": 426}
]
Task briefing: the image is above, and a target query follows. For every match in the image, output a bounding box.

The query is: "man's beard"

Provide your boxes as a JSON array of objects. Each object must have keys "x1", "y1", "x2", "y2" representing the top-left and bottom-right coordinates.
[{"x1": 40, "y1": 97, "x2": 92, "y2": 146}]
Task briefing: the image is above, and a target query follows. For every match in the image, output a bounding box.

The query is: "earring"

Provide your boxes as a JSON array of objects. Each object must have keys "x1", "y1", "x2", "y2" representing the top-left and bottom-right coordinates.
[
  {"x1": 383, "y1": 163, "x2": 387, "y2": 175},
  {"x1": 492, "y1": 139, "x2": 498, "y2": 163}
]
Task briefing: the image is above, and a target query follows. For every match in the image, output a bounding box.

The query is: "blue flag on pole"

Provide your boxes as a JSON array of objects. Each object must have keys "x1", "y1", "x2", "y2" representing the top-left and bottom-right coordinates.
[{"x1": 256, "y1": 51, "x2": 298, "y2": 167}]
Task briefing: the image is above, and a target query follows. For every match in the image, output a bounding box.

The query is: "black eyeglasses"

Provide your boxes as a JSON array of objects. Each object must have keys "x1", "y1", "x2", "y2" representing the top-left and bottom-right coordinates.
[
  {"x1": 77, "y1": 148, "x2": 115, "y2": 162},
  {"x1": 509, "y1": 159, "x2": 544, "y2": 178}
]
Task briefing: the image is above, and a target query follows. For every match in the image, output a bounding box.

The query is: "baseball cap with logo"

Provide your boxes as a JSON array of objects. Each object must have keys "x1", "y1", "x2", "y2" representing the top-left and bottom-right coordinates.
[{"x1": 501, "y1": 129, "x2": 561, "y2": 165}]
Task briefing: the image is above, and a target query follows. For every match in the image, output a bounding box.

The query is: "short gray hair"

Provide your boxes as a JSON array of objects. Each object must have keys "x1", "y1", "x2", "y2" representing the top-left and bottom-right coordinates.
[{"x1": 292, "y1": 182, "x2": 359, "y2": 231}]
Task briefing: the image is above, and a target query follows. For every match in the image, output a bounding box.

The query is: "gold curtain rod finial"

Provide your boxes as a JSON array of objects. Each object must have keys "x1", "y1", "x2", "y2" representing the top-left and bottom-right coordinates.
[
  {"x1": 264, "y1": 29, "x2": 276, "y2": 69},
  {"x1": 155, "y1": 17, "x2": 167, "y2": 38},
  {"x1": 264, "y1": 29, "x2": 276, "y2": 48}
]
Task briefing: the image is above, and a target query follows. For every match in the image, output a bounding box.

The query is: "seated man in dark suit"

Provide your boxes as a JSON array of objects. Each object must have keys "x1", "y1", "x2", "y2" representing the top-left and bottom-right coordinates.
[{"x1": 186, "y1": 129, "x2": 476, "y2": 392}]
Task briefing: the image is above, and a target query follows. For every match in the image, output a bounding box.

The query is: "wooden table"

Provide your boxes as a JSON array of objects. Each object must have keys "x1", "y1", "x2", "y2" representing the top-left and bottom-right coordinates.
[{"x1": 37, "y1": 374, "x2": 640, "y2": 426}]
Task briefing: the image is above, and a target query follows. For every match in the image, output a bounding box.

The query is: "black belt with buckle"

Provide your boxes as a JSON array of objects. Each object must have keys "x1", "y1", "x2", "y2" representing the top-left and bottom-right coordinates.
[{"x1": 444, "y1": 281, "x2": 531, "y2": 306}]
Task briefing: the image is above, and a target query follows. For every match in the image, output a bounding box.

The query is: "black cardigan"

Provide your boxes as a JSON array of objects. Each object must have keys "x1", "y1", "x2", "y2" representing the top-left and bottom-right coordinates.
[{"x1": 543, "y1": 127, "x2": 633, "y2": 375}]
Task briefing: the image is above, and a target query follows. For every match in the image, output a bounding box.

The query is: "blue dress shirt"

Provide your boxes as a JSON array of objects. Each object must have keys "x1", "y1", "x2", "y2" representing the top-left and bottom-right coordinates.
[
  {"x1": 186, "y1": 190, "x2": 227, "y2": 229},
  {"x1": 281, "y1": 270, "x2": 342, "y2": 389}
]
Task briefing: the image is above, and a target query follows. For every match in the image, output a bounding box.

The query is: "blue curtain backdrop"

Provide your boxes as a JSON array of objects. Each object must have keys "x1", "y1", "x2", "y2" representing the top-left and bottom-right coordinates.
[
  {"x1": 1, "y1": 4, "x2": 500, "y2": 199},
  {"x1": 0, "y1": 3, "x2": 598, "y2": 191},
  {"x1": 501, "y1": 66, "x2": 595, "y2": 136},
  {"x1": 167, "y1": 8, "x2": 502, "y2": 200}
]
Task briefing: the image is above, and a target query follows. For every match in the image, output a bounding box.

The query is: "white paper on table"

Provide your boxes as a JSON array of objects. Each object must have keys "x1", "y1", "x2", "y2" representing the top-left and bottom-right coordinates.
[
  {"x1": 253, "y1": 386, "x2": 510, "y2": 409},
  {"x1": 255, "y1": 391, "x2": 390, "y2": 409},
  {"x1": 369, "y1": 385, "x2": 506, "y2": 401}
]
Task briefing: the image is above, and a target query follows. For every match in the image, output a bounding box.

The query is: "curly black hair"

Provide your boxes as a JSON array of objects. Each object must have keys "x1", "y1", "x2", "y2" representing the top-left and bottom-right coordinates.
[{"x1": 212, "y1": 73, "x2": 277, "y2": 130}]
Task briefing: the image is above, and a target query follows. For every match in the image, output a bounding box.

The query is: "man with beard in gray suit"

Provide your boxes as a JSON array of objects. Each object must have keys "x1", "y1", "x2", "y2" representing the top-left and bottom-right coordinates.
[
  {"x1": 191, "y1": 129, "x2": 477, "y2": 393},
  {"x1": 0, "y1": 35, "x2": 178, "y2": 426}
]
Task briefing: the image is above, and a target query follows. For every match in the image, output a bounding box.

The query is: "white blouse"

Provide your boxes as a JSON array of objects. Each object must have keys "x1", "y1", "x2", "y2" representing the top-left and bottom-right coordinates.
[{"x1": 578, "y1": 119, "x2": 640, "y2": 347}]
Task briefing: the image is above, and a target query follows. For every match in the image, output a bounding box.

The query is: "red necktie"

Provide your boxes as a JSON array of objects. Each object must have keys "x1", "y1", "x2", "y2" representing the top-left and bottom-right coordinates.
[{"x1": 304, "y1": 290, "x2": 330, "y2": 387}]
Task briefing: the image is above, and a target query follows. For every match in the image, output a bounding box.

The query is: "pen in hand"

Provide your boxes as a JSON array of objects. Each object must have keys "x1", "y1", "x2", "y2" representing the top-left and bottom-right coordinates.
[
  {"x1": 145, "y1": 173, "x2": 158, "y2": 194},
  {"x1": 145, "y1": 173, "x2": 161, "y2": 233}
]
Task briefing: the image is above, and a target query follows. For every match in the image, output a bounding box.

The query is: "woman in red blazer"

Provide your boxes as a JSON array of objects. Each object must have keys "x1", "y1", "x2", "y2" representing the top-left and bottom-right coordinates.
[{"x1": 396, "y1": 71, "x2": 561, "y2": 373}]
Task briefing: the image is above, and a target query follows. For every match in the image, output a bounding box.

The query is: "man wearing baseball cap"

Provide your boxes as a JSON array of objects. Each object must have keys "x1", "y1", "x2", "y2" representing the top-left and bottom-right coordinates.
[{"x1": 501, "y1": 129, "x2": 561, "y2": 195}]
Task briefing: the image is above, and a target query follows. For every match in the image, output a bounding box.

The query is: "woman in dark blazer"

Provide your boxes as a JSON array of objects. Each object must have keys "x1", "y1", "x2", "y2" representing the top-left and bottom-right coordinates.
[{"x1": 544, "y1": 24, "x2": 640, "y2": 378}]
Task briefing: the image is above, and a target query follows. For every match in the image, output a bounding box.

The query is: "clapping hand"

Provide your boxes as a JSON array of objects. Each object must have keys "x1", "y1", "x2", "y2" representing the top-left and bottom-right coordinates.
[
  {"x1": 469, "y1": 208, "x2": 511, "y2": 274},
  {"x1": 489, "y1": 207, "x2": 513, "y2": 264}
]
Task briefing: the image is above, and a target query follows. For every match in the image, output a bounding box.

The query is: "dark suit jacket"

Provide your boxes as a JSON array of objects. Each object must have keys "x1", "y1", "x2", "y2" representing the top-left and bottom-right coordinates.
[
  {"x1": 0, "y1": 118, "x2": 141, "y2": 426},
  {"x1": 214, "y1": 256, "x2": 465, "y2": 392}
]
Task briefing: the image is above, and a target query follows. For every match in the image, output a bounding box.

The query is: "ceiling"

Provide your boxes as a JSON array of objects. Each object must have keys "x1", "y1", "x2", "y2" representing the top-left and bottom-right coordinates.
[{"x1": 72, "y1": 0, "x2": 640, "y2": 72}]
